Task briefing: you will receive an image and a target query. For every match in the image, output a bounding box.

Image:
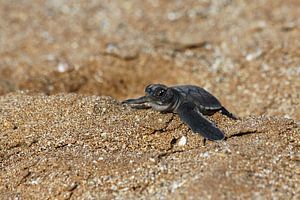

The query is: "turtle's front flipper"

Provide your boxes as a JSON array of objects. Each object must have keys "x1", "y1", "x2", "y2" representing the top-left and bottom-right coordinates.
[
  {"x1": 130, "y1": 104, "x2": 151, "y2": 109},
  {"x1": 122, "y1": 96, "x2": 151, "y2": 109},
  {"x1": 220, "y1": 107, "x2": 238, "y2": 120},
  {"x1": 122, "y1": 96, "x2": 149, "y2": 104},
  {"x1": 177, "y1": 102, "x2": 225, "y2": 141}
]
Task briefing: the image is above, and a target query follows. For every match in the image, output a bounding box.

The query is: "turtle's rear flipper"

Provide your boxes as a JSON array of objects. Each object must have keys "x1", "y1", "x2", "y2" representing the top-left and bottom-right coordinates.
[
  {"x1": 177, "y1": 102, "x2": 225, "y2": 141},
  {"x1": 220, "y1": 107, "x2": 238, "y2": 120}
]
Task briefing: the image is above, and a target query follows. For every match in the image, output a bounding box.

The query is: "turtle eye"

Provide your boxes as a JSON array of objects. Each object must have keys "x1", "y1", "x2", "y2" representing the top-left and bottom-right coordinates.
[{"x1": 156, "y1": 89, "x2": 166, "y2": 97}]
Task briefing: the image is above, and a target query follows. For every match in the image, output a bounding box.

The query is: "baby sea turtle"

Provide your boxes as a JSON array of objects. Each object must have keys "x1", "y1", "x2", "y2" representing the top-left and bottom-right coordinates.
[{"x1": 122, "y1": 84, "x2": 238, "y2": 141}]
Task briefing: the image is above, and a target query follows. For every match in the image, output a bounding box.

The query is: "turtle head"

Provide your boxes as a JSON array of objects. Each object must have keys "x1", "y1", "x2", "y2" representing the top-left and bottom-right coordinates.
[{"x1": 144, "y1": 84, "x2": 174, "y2": 111}]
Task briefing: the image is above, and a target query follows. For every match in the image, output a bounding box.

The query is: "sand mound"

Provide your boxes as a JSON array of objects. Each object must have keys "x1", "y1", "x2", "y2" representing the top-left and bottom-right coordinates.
[{"x1": 1, "y1": 93, "x2": 299, "y2": 199}]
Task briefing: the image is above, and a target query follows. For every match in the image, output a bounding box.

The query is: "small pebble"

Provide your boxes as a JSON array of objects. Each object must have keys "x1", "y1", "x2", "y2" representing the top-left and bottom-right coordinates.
[{"x1": 178, "y1": 136, "x2": 187, "y2": 146}]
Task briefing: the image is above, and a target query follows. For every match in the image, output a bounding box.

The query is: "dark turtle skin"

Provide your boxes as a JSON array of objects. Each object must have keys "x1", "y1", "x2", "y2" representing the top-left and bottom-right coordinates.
[{"x1": 122, "y1": 84, "x2": 238, "y2": 141}]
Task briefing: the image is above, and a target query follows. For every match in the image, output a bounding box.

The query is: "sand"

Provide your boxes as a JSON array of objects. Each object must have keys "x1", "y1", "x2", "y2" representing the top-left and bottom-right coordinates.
[{"x1": 0, "y1": 0, "x2": 299, "y2": 199}]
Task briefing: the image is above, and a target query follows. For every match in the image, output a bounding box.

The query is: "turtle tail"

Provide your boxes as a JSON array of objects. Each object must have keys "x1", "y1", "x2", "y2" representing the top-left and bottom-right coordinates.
[{"x1": 220, "y1": 107, "x2": 238, "y2": 120}]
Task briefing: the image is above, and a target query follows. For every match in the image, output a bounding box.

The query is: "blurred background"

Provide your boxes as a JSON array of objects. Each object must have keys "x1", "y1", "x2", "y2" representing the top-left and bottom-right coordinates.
[{"x1": 0, "y1": 0, "x2": 299, "y2": 119}]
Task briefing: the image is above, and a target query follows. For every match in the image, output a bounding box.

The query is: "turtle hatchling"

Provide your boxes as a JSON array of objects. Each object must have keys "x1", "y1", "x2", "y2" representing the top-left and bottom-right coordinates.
[{"x1": 122, "y1": 84, "x2": 238, "y2": 141}]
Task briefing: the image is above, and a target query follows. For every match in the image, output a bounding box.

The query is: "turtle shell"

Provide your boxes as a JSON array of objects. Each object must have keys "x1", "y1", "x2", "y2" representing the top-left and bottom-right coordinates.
[{"x1": 172, "y1": 85, "x2": 222, "y2": 112}]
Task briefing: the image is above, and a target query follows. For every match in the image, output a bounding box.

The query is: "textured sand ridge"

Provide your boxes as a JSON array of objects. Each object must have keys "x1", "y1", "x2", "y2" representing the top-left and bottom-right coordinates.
[{"x1": 0, "y1": 93, "x2": 299, "y2": 199}]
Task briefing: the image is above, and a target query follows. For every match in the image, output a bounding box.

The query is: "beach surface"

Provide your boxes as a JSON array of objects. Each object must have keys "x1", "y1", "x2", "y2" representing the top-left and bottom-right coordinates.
[{"x1": 0, "y1": 0, "x2": 299, "y2": 199}]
